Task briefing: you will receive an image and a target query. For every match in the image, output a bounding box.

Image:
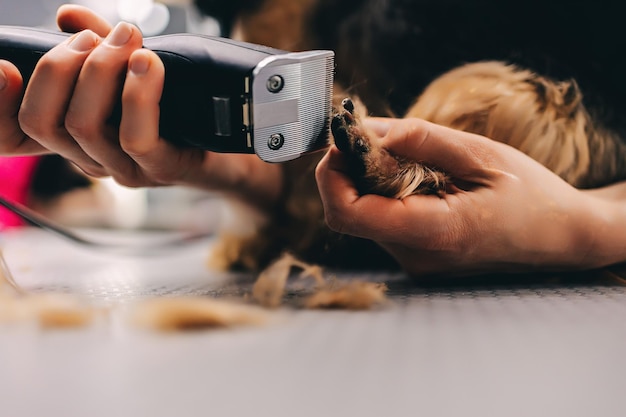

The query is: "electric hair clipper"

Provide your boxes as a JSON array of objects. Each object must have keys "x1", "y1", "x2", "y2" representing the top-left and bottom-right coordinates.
[{"x1": 0, "y1": 26, "x2": 335, "y2": 163}]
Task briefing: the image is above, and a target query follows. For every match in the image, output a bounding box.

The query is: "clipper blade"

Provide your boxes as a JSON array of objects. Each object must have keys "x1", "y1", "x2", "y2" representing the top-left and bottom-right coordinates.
[{"x1": 251, "y1": 50, "x2": 334, "y2": 163}]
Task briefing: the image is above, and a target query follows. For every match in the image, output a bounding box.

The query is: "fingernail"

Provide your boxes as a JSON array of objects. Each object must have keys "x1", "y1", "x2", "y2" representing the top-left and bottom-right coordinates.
[
  {"x1": 130, "y1": 53, "x2": 150, "y2": 76},
  {"x1": 0, "y1": 68, "x2": 6, "y2": 91},
  {"x1": 106, "y1": 22, "x2": 133, "y2": 47},
  {"x1": 69, "y1": 30, "x2": 97, "y2": 52}
]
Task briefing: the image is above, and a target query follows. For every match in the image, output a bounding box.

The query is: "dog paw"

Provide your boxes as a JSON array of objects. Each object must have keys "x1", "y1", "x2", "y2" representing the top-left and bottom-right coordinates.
[
  {"x1": 330, "y1": 97, "x2": 449, "y2": 199},
  {"x1": 331, "y1": 98, "x2": 368, "y2": 154},
  {"x1": 330, "y1": 98, "x2": 373, "y2": 183}
]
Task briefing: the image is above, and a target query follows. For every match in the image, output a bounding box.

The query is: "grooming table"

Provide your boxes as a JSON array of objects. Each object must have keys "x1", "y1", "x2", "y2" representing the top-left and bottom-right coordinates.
[{"x1": 0, "y1": 227, "x2": 625, "y2": 417}]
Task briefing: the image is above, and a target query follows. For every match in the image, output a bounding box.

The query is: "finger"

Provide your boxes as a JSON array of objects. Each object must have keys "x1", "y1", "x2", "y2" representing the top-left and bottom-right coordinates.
[
  {"x1": 362, "y1": 117, "x2": 393, "y2": 137},
  {"x1": 118, "y1": 48, "x2": 165, "y2": 184},
  {"x1": 315, "y1": 146, "x2": 361, "y2": 212},
  {"x1": 380, "y1": 117, "x2": 505, "y2": 178},
  {"x1": 18, "y1": 30, "x2": 106, "y2": 175},
  {"x1": 56, "y1": 4, "x2": 113, "y2": 37},
  {"x1": 0, "y1": 60, "x2": 46, "y2": 155},
  {"x1": 64, "y1": 22, "x2": 143, "y2": 177},
  {"x1": 119, "y1": 48, "x2": 198, "y2": 186},
  {"x1": 316, "y1": 146, "x2": 452, "y2": 242},
  {"x1": 122, "y1": 49, "x2": 164, "y2": 153}
]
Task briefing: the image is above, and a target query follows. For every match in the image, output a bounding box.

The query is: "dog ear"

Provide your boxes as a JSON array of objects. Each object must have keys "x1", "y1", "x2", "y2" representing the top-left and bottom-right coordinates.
[
  {"x1": 558, "y1": 80, "x2": 583, "y2": 117},
  {"x1": 532, "y1": 76, "x2": 582, "y2": 118}
]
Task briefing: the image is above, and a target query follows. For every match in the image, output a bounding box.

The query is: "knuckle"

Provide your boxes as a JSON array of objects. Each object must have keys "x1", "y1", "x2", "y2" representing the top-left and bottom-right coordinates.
[
  {"x1": 33, "y1": 54, "x2": 59, "y2": 75},
  {"x1": 16, "y1": 109, "x2": 33, "y2": 132},
  {"x1": 113, "y1": 177, "x2": 139, "y2": 188},
  {"x1": 150, "y1": 172, "x2": 174, "y2": 185},
  {"x1": 110, "y1": 165, "x2": 150, "y2": 188},
  {"x1": 17, "y1": 109, "x2": 45, "y2": 138},
  {"x1": 0, "y1": 129, "x2": 26, "y2": 154},
  {"x1": 37, "y1": 53, "x2": 79, "y2": 79},
  {"x1": 111, "y1": 173, "x2": 148, "y2": 188},
  {"x1": 83, "y1": 53, "x2": 114, "y2": 75},
  {"x1": 138, "y1": 166, "x2": 172, "y2": 185},
  {"x1": 324, "y1": 210, "x2": 347, "y2": 234},
  {"x1": 76, "y1": 163, "x2": 107, "y2": 179},
  {"x1": 64, "y1": 112, "x2": 94, "y2": 140},
  {"x1": 119, "y1": 142, "x2": 147, "y2": 159}
]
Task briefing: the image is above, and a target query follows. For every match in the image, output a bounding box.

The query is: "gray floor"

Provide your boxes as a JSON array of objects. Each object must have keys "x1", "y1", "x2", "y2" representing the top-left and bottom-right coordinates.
[{"x1": 1, "y1": 227, "x2": 625, "y2": 417}]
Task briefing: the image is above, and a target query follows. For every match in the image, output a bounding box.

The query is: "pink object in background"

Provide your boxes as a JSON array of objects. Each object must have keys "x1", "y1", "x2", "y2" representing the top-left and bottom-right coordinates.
[{"x1": 0, "y1": 156, "x2": 41, "y2": 229}]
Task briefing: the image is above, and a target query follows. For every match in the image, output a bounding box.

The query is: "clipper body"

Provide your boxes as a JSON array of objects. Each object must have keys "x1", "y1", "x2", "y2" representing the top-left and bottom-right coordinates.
[{"x1": 0, "y1": 26, "x2": 335, "y2": 162}]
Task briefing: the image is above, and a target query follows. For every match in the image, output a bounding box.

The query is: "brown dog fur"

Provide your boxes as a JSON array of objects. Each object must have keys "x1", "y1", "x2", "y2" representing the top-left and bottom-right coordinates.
[
  {"x1": 331, "y1": 61, "x2": 626, "y2": 200},
  {"x1": 198, "y1": 1, "x2": 626, "y2": 273},
  {"x1": 227, "y1": 0, "x2": 318, "y2": 51},
  {"x1": 406, "y1": 62, "x2": 626, "y2": 190}
]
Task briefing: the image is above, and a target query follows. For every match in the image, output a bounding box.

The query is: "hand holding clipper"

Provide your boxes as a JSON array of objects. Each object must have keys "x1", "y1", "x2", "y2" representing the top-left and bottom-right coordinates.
[{"x1": 0, "y1": 25, "x2": 334, "y2": 163}]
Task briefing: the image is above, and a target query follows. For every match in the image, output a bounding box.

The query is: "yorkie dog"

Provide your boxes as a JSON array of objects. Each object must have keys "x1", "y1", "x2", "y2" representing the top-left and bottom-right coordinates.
[
  {"x1": 198, "y1": 0, "x2": 626, "y2": 272},
  {"x1": 332, "y1": 61, "x2": 626, "y2": 200}
]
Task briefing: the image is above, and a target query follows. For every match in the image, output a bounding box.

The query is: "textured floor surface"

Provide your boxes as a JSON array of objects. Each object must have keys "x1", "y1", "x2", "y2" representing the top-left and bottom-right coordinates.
[{"x1": 0, "y1": 227, "x2": 625, "y2": 417}]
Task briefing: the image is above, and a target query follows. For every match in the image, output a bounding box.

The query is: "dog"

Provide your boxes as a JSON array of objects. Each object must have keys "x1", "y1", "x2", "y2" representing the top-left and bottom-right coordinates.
[
  {"x1": 192, "y1": 0, "x2": 626, "y2": 274},
  {"x1": 332, "y1": 61, "x2": 626, "y2": 199}
]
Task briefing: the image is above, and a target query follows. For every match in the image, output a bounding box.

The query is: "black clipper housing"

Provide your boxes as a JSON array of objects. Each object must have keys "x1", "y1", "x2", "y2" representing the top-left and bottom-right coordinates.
[{"x1": 0, "y1": 26, "x2": 335, "y2": 162}]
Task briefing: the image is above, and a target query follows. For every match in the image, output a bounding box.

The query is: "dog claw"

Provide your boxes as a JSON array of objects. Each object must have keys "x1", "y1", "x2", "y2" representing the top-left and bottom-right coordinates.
[{"x1": 341, "y1": 97, "x2": 355, "y2": 113}]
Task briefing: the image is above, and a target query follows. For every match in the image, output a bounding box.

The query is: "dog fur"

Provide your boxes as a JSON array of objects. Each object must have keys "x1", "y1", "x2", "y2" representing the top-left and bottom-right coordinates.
[
  {"x1": 192, "y1": 0, "x2": 626, "y2": 274},
  {"x1": 332, "y1": 61, "x2": 626, "y2": 199}
]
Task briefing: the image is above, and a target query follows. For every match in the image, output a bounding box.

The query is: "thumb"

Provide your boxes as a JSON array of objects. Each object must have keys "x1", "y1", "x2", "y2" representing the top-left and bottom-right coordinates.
[{"x1": 370, "y1": 117, "x2": 505, "y2": 179}]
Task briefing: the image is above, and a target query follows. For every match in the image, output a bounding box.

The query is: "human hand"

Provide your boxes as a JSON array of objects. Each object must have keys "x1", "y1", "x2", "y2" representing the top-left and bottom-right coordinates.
[
  {"x1": 0, "y1": 5, "x2": 282, "y2": 207},
  {"x1": 316, "y1": 117, "x2": 610, "y2": 277}
]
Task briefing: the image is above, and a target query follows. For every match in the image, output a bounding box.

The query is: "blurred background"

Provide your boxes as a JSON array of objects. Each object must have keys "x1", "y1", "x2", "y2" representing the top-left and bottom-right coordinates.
[
  {"x1": 0, "y1": 0, "x2": 228, "y2": 233},
  {"x1": 0, "y1": 0, "x2": 220, "y2": 36}
]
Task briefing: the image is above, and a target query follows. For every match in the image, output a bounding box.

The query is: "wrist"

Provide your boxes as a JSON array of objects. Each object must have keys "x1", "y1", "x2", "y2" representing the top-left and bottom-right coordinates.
[
  {"x1": 570, "y1": 192, "x2": 626, "y2": 269},
  {"x1": 505, "y1": 189, "x2": 621, "y2": 271}
]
